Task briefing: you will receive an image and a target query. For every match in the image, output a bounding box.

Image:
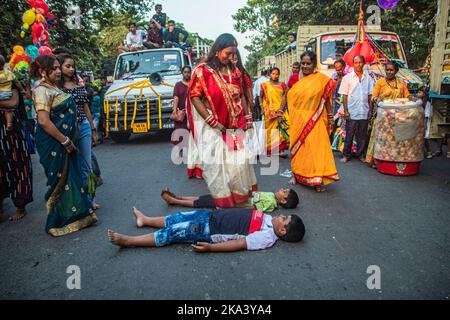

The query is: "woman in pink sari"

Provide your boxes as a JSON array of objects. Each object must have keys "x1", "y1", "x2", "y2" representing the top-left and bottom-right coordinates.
[{"x1": 186, "y1": 34, "x2": 257, "y2": 208}]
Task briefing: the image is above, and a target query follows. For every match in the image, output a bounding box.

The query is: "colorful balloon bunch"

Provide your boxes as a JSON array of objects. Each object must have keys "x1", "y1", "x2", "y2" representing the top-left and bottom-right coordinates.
[{"x1": 20, "y1": 0, "x2": 57, "y2": 49}]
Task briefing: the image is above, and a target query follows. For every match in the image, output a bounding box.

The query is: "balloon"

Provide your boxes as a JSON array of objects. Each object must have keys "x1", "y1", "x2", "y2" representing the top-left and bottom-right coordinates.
[
  {"x1": 13, "y1": 61, "x2": 30, "y2": 72},
  {"x1": 360, "y1": 40, "x2": 376, "y2": 64},
  {"x1": 26, "y1": 45, "x2": 39, "y2": 60},
  {"x1": 344, "y1": 42, "x2": 362, "y2": 67},
  {"x1": 377, "y1": 0, "x2": 400, "y2": 10},
  {"x1": 13, "y1": 45, "x2": 25, "y2": 55},
  {"x1": 38, "y1": 46, "x2": 52, "y2": 56},
  {"x1": 20, "y1": 31, "x2": 26, "y2": 38},
  {"x1": 23, "y1": 23, "x2": 30, "y2": 30},
  {"x1": 22, "y1": 9, "x2": 36, "y2": 26},
  {"x1": 31, "y1": 20, "x2": 46, "y2": 44}
]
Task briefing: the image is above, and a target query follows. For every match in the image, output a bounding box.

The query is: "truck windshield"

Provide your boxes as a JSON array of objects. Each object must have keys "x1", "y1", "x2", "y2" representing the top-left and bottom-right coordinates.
[
  {"x1": 115, "y1": 50, "x2": 182, "y2": 80},
  {"x1": 320, "y1": 33, "x2": 404, "y2": 65}
]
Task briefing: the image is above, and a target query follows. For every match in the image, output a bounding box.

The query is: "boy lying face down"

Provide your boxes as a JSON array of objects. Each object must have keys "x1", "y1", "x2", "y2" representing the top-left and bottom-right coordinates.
[
  {"x1": 108, "y1": 207, "x2": 305, "y2": 252},
  {"x1": 160, "y1": 188, "x2": 299, "y2": 213}
]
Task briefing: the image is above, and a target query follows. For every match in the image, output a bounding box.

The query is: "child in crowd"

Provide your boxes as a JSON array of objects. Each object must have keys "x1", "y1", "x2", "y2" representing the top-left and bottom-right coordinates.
[
  {"x1": 160, "y1": 188, "x2": 299, "y2": 212},
  {"x1": 0, "y1": 55, "x2": 26, "y2": 131},
  {"x1": 108, "y1": 207, "x2": 305, "y2": 252}
]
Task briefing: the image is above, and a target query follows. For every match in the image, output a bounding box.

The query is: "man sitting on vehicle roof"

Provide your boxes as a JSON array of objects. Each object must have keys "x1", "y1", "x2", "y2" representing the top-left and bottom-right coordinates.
[
  {"x1": 163, "y1": 20, "x2": 190, "y2": 50},
  {"x1": 118, "y1": 22, "x2": 147, "y2": 54},
  {"x1": 143, "y1": 18, "x2": 164, "y2": 49}
]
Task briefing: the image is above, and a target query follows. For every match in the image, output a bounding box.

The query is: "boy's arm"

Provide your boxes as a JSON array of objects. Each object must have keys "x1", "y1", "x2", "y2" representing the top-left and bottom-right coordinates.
[{"x1": 192, "y1": 238, "x2": 247, "y2": 253}]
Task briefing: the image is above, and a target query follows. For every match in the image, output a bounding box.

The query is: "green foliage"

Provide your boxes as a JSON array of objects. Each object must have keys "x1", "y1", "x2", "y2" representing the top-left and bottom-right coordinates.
[
  {"x1": 234, "y1": 0, "x2": 437, "y2": 75},
  {"x1": 0, "y1": 0, "x2": 154, "y2": 79}
]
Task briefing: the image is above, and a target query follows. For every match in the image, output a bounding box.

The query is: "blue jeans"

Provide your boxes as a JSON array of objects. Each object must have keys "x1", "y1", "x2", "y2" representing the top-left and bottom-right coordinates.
[
  {"x1": 154, "y1": 210, "x2": 212, "y2": 247},
  {"x1": 77, "y1": 119, "x2": 92, "y2": 186}
]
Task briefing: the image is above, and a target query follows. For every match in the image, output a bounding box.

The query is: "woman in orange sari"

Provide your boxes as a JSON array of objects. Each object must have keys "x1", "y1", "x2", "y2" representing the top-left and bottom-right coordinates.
[
  {"x1": 366, "y1": 61, "x2": 412, "y2": 167},
  {"x1": 186, "y1": 33, "x2": 257, "y2": 208},
  {"x1": 284, "y1": 51, "x2": 339, "y2": 192},
  {"x1": 260, "y1": 67, "x2": 289, "y2": 157}
]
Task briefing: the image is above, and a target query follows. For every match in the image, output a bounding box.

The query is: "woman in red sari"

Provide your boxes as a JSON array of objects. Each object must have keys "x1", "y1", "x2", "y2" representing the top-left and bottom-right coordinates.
[{"x1": 186, "y1": 33, "x2": 257, "y2": 208}]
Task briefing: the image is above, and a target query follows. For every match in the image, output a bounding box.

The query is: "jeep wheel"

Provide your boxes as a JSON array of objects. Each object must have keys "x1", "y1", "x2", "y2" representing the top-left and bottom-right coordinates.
[{"x1": 110, "y1": 133, "x2": 130, "y2": 143}]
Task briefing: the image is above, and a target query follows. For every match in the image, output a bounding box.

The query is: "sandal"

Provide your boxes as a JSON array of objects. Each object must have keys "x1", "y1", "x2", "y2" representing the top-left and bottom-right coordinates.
[
  {"x1": 425, "y1": 152, "x2": 433, "y2": 159},
  {"x1": 447, "y1": 152, "x2": 450, "y2": 159},
  {"x1": 314, "y1": 186, "x2": 326, "y2": 193}
]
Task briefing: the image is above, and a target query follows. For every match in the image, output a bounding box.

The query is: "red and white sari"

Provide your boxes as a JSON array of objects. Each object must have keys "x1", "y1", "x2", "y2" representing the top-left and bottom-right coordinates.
[{"x1": 186, "y1": 63, "x2": 258, "y2": 208}]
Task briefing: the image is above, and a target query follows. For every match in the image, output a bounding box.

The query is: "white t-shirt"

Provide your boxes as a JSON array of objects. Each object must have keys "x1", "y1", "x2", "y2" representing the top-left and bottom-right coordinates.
[
  {"x1": 245, "y1": 214, "x2": 279, "y2": 250},
  {"x1": 339, "y1": 71, "x2": 374, "y2": 120},
  {"x1": 126, "y1": 30, "x2": 147, "y2": 47},
  {"x1": 253, "y1": 76, "x2": 269, "y2": 99},
  {"x1": 209, "y1": 214, "x2": 279, "y2": 251}
]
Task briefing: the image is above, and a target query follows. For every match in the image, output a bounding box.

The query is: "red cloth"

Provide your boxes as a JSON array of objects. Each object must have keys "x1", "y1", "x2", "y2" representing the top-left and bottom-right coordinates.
[
  {"x1": 287, "y1": 73, "x2": 300, "y2": 88},
  {"x1": 187, "y1": 64, "x2": 246, "y2": 140}
]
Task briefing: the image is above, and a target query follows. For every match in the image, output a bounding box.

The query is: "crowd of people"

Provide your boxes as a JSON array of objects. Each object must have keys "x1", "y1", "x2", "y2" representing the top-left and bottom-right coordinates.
[
  {"x1": 0, "y1": 47, "x2": 107, "y2": 236},
  {"x1": 1, "y1": 25, "x2": 448, "y2": 253},
  {"x1": 118, "y1": 4, "x2": 191, "y2": 54}
]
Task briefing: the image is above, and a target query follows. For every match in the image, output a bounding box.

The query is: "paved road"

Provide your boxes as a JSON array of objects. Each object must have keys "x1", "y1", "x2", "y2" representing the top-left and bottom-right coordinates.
[{"x1": 1, "y1": 133, "x2": 449, "y2": 300}]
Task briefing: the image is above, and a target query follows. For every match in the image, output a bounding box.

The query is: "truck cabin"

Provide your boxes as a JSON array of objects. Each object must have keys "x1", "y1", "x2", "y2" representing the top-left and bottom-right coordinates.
[{"x1": 305, "y1": 31, "x2": 407, "y2": 72}]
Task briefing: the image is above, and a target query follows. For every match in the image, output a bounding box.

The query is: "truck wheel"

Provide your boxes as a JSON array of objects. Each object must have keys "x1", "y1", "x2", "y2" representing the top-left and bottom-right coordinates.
[{"x1": 110, "y1": 133, "x2": 130, "y2": 143}]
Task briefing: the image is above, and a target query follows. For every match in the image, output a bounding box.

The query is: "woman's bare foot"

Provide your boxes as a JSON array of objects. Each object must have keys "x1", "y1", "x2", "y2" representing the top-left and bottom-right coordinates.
[
  {"x1": 6, "y1": 122, "x2": 14, "y2": 131},
  {"x1": 288, "y1": 177, "x2": 297, "y2": 185},
  {"x1": 161, "y1": 190, "x2": 177, "y2": 205},
  {"x1": 93, "y1": 202, "x2": 101, "y2": 210},
  {"x1": 314, "y1": 186, "x2": 326, "y2": 193},
  {"x1": 133, "y1": 207, "x2": 147, "y2": 228},
  {"x1": 9, "y1": 208, "x2": 26, "y2": 221},
  {"x1": 108, "y1": 229, "x2": 131, "y2": 248}
]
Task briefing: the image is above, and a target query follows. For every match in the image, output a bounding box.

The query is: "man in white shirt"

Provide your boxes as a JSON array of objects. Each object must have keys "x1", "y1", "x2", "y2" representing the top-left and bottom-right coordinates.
[
  {"x1": 118, "y1": 22, "x2": 147, "y2": 54},
  {"x1": 338, "y1": 55, "x2": 374, "y2": 163},
  {"x1": 252, "y1": 70, "x2": 269, "y2": 121}
]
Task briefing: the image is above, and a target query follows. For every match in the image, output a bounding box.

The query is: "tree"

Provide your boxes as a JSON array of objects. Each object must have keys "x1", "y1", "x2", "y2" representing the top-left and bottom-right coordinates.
[
  {"x1": 234, "y1": 0, "x2": 437, "y2": 75},
  {"x1": 0, "y1": 0, "x2": 154, "y2": 78}
]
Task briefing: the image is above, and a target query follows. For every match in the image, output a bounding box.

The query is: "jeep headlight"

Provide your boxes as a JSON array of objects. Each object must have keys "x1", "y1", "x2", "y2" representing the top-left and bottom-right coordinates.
[
  {"x1": 108, "y1": 101, "x2": 123, "y2": 112},
  {"x1": 161, "y1": 99, "x2": 174, "y2": 110}
]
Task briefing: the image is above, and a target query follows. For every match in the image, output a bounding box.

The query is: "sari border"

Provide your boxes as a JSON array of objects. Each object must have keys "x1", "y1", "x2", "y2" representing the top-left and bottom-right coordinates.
[
  {"x1": 294, "y1": 173, "x2": 340, "y2": 186},
  {"x1": 48, "y1": 213, "x2": 98, "y2": 237},
  {"x1": 187, "y1": 167, "x2": 203, "y2": 179}
]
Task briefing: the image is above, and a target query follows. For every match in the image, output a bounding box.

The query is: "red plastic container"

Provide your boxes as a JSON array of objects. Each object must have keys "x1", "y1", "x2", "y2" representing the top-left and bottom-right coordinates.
[{"x1": 376, "y1": 160, "x2": 421, "y2": 176}]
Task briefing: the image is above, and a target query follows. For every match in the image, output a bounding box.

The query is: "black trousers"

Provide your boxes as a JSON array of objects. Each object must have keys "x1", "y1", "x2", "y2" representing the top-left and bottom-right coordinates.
[
  {"x1": 253, "y1": 97, "x2": 262, "y2": 121},
  {"x1": 343, "y1": 119, "x2": 369, "y2": 159}
]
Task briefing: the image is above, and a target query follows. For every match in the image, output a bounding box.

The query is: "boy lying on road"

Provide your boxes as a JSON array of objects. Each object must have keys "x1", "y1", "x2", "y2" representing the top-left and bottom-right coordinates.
[
  {"x1": 160, "y1": 188, "x2": 299, "y2": 213},
  {"x1": 108, "y1": 207, "x2": 305, "y2": 252}
]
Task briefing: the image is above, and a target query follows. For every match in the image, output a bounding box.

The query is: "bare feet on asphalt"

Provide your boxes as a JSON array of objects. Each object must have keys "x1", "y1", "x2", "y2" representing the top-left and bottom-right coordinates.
[
  {"x1": 108, "y1": 229, "x2": 130, "y2": 248},
  {"x1": 133, "y1": 207, "x2": 146, "y2": 228}
]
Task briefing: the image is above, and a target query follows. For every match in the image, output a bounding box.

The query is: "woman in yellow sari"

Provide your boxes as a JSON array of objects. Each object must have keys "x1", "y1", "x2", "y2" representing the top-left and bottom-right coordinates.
[
  {"x1": 260, "y1": 67, "x2": 289, "y2": 157},
  {"x1": 283, "y1": 51, "x2": 339, "y2": 192},
  {"x1": 366, "y1": 61, "x2": 412, "y2": 167}
]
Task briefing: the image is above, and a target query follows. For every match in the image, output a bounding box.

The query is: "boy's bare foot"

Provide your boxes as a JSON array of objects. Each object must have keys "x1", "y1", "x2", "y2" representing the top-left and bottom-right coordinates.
[
  {"x1": 9, "y1": 208, "x2": 26, "y2": 221},
  {"x1": 160, "y1": 188, "x2": 179, "y2": 199},
  {"x1": 314, "y1": 186, "x2": 326, "y2": 193},
  {"x1": 288, "y1": 177, "x2": 297, "y2": 185},
  {"x1": 161, "y1": 190, "x2": 177, "y2": 205},
  {"x1": 133, "y1": 207, "x2": 146, "y2": 228},
  {"x1": 108, "y1": 229, "x2": 131, "y2": 248}
]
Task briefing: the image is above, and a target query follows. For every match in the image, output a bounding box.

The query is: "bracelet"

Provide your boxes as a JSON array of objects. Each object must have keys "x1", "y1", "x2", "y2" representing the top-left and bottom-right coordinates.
[
  {"x1": 61, "y1": 136, "x2": 71, "y2": 147},
  {"x1": 244, "y1": 114, "x2": 253, "y2": 123},
  {"x1": 205, "y1": 114, "x2": 218, "y2": 128}
]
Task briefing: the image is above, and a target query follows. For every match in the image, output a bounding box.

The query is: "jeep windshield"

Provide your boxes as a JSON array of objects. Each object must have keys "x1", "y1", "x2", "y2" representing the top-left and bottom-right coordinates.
[
  {"x1": 320, "y1": 33, "x2": 405, "y2": 65},
  {"x1": 115, "y1": 50, "x2": 182, "y2": 80}
]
